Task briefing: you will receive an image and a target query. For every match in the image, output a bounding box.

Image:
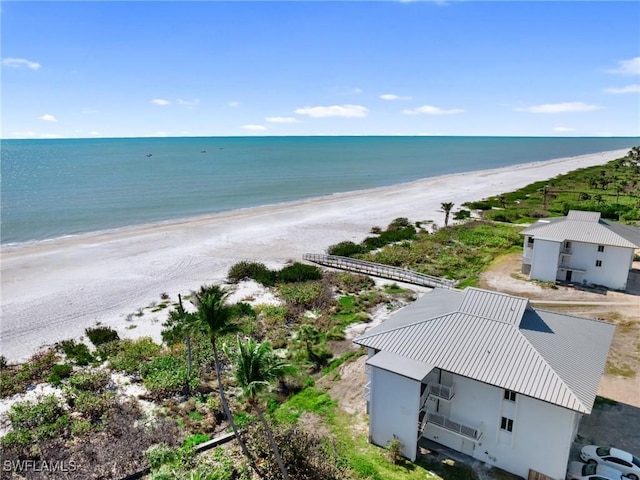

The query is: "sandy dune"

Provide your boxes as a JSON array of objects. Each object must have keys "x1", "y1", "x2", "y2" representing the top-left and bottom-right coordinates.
[{"x1": 0, "y1": 148, "x2": 628, "y2": 363}]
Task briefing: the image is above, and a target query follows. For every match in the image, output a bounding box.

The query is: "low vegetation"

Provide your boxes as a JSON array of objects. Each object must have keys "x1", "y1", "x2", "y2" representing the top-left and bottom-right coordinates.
[{"x1": 463, "y1": 148, "x2": 640, "y2": 224}]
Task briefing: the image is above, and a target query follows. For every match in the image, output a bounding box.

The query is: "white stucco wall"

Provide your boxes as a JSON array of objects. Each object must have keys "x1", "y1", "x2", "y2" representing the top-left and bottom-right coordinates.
[
  {"x1": 369, "y1": 367, "x2": 421, "y2": 461},
  {"x1": 530, "y1": 239, "x2": 561, "y2": 282},
  {"x1": 557, "y1": 242, "x2": 634, "y2": 289},
  {"x1": 586, "y1": 244, "x2": 634, "y2": 290},
  {"x1": 423, "y1": 373, "x2": 579, "y2": 479}
]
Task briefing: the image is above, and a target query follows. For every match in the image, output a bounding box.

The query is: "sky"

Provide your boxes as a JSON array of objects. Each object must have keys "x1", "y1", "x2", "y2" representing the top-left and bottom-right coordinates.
[{"x1": 1, "y1": 1, "x2": 639, "y2": 139}]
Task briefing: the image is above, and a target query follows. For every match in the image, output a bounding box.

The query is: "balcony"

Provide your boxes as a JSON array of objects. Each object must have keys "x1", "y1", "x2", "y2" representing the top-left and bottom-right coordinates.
[
  {"x1": 420, "y1": 382, "x2": 455, "y2": 409},
  {"x1": 426, "y1": 412, "x2": 482, "y2": 441},
  {"x1": 561, "y1": 247, "x2": 572, "y2": 255},
  {"x1": 364, "y1": 382, "x2": 371, "y2": 401}
]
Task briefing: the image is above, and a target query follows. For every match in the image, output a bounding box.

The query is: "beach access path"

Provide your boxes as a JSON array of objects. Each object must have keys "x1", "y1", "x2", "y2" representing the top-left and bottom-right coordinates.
[{"x1": 0, "y1": 149, "x2": 629, "y2": 363}]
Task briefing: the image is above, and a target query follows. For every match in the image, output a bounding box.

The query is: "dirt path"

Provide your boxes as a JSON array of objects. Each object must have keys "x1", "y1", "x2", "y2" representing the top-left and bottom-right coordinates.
[{"x1": 480, "y1": 252, "x2": 640, "y2": 407}]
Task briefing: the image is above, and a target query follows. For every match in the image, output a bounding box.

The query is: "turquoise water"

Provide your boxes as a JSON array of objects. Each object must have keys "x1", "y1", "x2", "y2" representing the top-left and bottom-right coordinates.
[{"x1": 1, "y1": 136, "x2": 638, "y2": 245}]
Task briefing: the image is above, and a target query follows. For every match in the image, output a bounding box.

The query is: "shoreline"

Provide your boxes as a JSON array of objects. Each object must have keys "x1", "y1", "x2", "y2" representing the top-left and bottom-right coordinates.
[
  {"x1": 0, "y1": 148, "x2": 629, "y2": 362},
  {"x1": 0, "y1": 148, "x2": 627, "y2": 252}
]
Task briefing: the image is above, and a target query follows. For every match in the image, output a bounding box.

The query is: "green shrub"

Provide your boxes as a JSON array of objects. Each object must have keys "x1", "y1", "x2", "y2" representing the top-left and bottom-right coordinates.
[
  {"x1": 182, "y1": 433, "x2": 211, "y2": 449},
  {"x1": 48, "y1": 363, "x2": 73, "y2": 385},
  {"x1": 58, "y1": 339, "x2": 94, "y2": 365},
  {"x1": 233, "y1": 411, "x2": 256, "y2": 429},
  {"x1": 67, "y1": 370, "x2": 111, "y2": 392},
  {"x1": 141, "y1": 355, "x2": 198, "y2": 399},
  {"x1": 227, "y1": 261, "x2": 273, "y2": 283},
  {"x1": 278, "y1": 281, "x2": 323, "y2": 306},
  {"x1": 327, "y1": 241, "x2": 364, "y2": 257},
  {"x1": 386, "y1": 436, "x2": 404, "y2": 465},
  {"x1": 145, "y1": 443, "x2": 178, "y2": 469},
  {"x1": 454, "y1": 209, "x2": 471, "y2": 220},
  {"x1": 277, "y1": 263, "x2": 323, "y2": 283},
  {"x1": 387, "y1": 217, "x2": 411, "y2": 230},
  {"x1": 105, "y1": 337, "x2": 162, "y2": 374},
  {"x1": 70, "y1": 390, "x2": 116, "y2": 422},
  {"x1": 7, "y1": 395, "x2": 68, "y2": 441},
  {"x1": 85, "y1": 326, "x2": 120, "y2": 347}
]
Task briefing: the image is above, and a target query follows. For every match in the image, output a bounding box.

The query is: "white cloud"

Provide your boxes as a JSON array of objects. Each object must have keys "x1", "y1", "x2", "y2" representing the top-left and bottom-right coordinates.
[
  {"x1": 515, "y1": 102, "x2": 601, "y2": 113},
  {"x1": 554, "y1": 126, "x2": 576, "y2": 132},
  {"x1": 90, "y1": 131, "x2": 101, "y2": 136},
  {"x1": 265, "y1": 116, "x2": 301, "y2": 124},
  {"x1": 11, "y1": 131, "x2": 36, "y2": 137},
  {"x1": 178, "y1": 98, "x2": 200, "y2": 106},
  {"x1": 2, "y1": 57, "x2": 40, "y2": 70},
  {"x1": 39, "y1": 114, "x2": 58, "y2": 122},
  {"x1": 353, "y1": 88, "x2": 363, "y2": 94},
  {"x1": 242, "y1": 125, "x2": 267, "y2": 131},
  {"x1": 607, "y1": 57, "x2": 640, "y2": 76},
  {"x1": 41, "y1": 133, "x2": 61, "y2": 139},
  {"x1": 151, "y1": 99, "x2": 170, "y2": 106},
  {"x1": 604, "y1": 84, "x2": 640, "y2": 94},
  {"x1": 380, "y1": 93, "x2": 412, "y2": 101},
  {"x1": 294, "y1": 104, "x2": 368, "y2": 118},
  {"x1": 402, "y1": 105, "x2": 464, "y2": 115},
  {"x1": 227, "y1": 101, "x2": 240, "y2": 107}
]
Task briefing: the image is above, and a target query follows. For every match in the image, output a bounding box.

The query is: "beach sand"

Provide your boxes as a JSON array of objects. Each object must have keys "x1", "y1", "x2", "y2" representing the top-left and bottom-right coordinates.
[{"x1": 0, "y1": 148, "x2": 628, "y2": 363}]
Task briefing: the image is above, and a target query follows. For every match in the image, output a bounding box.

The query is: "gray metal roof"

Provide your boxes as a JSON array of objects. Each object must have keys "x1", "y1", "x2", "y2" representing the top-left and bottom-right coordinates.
[
  {"x1": 520, "y1": 309, "x2": 615, "y2": 414},
  {"x1": 520, "y1": 210, "x2": 640, "y2": 248},
  {"x1": 458, "y1": 288, "x2": 530, "y2": 325},
  {"x1": 355, "y1": 287, "x2": 615, "y2": 414},
  {"x1": 567, "y1": 210, "x2": 601, "y2": 222},
  {"x1": 364, "y1": 288, "x2": 464, "y2": 336},
  {"x1": 366, "y1": 350, "x2": 434, "y2": 381}
]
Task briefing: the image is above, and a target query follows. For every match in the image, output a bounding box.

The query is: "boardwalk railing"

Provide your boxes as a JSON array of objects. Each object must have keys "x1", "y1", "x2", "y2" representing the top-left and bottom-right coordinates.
[{"x1": 303, "y1": 253, "x2": 456, "y2": 289}]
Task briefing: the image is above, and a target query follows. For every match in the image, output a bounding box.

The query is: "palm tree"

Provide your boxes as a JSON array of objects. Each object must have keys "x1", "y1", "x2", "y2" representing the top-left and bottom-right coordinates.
[
  {"x1": 193, "y1": 285, "x2": 252, "y2": 460},
  {"x1": 161, "y1": 295, "x2": 200, "y2": 394},
  {"x1": 225, "y1": 337, "x2": 292, "y2": 480},
  {"x1": 440, "y1": 202, "x2": 454, "y2": 227}
]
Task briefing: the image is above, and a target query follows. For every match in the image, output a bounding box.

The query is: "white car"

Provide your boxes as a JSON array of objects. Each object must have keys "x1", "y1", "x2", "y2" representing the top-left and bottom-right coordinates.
[
  {"x1": 580, "y1": 446, "x2": 640, "y2": 480},
  {"x1": 567, "y1": 461, "x2": 624, "y2": 480}
]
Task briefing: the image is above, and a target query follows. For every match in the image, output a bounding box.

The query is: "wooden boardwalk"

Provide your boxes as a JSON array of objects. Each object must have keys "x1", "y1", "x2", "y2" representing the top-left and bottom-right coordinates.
[{"x1": 303, "y1": 253, "x2": 456, "y2": 289}]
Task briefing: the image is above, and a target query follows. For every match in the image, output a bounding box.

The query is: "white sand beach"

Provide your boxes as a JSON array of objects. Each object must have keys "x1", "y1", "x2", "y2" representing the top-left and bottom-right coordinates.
[{"x1": 0, "y1": 148, "x2": 629, "y2": 363}]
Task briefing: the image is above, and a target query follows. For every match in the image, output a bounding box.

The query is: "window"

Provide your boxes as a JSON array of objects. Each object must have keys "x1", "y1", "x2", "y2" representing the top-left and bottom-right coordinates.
[
  {"x1": 596, "y1": 260, "x2": 602, "y2": 267},
  {"x1": 503, "y1": 389, "x2": 516, "y2": 402},
  {"x1": 500, "y1": 417, "x2": 513, "y2": 432},
  {"x1": 565, "y1": 241, "x2": 572, "y2": 249},
  {"x1": 597, "y1": 245, "x2": 605, "y2": 252},
  {"x1": 527, "y1": 237, "x2": 534, "y2": 246},
  {"x1": 604, "y1": 457, "x2": 632, "y2": 467}
]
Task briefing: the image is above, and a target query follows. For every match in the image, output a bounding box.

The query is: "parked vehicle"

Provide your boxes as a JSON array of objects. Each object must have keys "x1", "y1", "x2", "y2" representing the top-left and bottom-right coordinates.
[
  {"x1": 567, "y1": 461, "x2": 623, "y2": 480},
  {"x1": 580, "y1": 446, "x2": 640, "y2": 480}
]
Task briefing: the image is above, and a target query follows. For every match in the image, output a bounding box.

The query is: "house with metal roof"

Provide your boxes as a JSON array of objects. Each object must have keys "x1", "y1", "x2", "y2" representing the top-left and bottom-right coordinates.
[
  {"x1": 520, "y1": 210, "x2": 639, "y2": 290},
  {"x1": 354, "y1": 286, "x2": 615, "y2": 479}
]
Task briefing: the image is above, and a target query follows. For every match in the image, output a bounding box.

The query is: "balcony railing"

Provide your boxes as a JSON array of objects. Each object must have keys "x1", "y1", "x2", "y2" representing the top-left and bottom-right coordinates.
[
  {"x1": 426, "y1": 412, "x2": 482, "y2": 441},
  {"x1": 364, "y1": 382, "x2": 371, "y2": 401},
  {"x1": 429, "y1": 383, "x2": 454, "y2": 401},
  {"x1": 560, "y1": 247, "x2": 572, "y2": 254},
  {"x1": 420, "y1": 383, "x2": 455, "y2": 409}
]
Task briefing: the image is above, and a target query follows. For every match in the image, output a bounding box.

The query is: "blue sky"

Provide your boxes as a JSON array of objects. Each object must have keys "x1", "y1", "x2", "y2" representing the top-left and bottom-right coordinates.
[{"x1": 2, "y1": 1, "x2": 639, "y2": 138}]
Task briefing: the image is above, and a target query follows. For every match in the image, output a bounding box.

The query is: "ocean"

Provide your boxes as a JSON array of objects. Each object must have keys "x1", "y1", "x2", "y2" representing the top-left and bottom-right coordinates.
[{"x1": 1, "y1": 136, "x2": 638, "y2": 245}]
